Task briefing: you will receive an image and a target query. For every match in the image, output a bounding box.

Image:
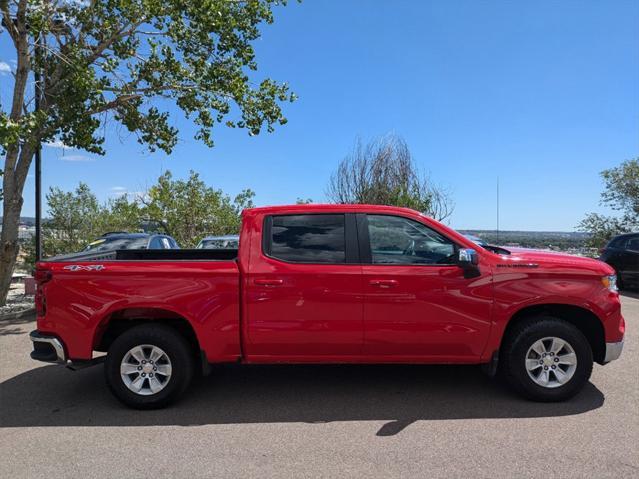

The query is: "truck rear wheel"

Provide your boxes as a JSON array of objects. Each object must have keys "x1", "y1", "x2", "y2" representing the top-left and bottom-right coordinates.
[
  {"x1": 501, "y1": 316, "x2": 593, "y2": 402},
  {"x1": 104, "y1": 324, "x2": 194, "y2": 409}
]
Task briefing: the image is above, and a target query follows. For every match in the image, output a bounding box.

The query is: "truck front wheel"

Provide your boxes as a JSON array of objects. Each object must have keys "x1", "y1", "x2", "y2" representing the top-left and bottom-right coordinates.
[
  {"x1": 501, "y1": 316, "x2": 593, "y2": 402},
  {"x1": 104, "y1": 324, "x2": 194, "y2": 409}
]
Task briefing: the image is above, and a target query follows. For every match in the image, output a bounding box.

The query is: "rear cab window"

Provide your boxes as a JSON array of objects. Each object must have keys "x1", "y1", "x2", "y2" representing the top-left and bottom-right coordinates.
[{"x1": 264, "y1": 214, "x2": 346, "y2": 264}]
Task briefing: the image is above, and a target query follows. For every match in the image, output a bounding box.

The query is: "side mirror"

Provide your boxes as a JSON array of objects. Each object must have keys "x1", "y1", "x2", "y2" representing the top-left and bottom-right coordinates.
[
  {"x1": 458, "y1": 248, "x2": 480, "y2": 278},
  {"x1": 458, "y1": 248, "x2": 479, "y2": 267}
]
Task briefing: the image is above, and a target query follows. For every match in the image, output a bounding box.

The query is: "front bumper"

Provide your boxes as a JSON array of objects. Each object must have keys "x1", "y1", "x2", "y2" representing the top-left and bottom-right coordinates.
[
  {"x1": 30, "y1": 330, "x2": 67, "y2": 364},
  {"x1": 604, "y1": 340, "x2": 624, "y2": 363}
]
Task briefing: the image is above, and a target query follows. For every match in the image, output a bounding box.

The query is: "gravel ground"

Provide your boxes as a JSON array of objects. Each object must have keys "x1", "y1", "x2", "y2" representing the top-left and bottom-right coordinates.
[
  {"x1": 0, "y1": 281, "x2": 34, "y2": 317},
  {"x1": 0, "y1": 294, "x2": 637, "y2": 479}
]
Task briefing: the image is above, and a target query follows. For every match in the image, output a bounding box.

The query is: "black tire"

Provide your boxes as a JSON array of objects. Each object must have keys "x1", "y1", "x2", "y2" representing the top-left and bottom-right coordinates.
[
  {"x1": 501, "y1": 316, "x2": 593, "y2": 402},
  {"x1": 104, "y1": 324, "x2": 194, "y2": 409}
]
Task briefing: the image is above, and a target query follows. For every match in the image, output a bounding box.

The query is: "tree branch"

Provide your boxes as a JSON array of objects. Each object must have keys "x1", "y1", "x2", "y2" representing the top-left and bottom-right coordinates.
[
  {"x1": 86, "y1": 94, "x2": 140, "y2": 115},
  {"x1": 102, "y1": 84, "x2": 198, "y2": 94},
  {"x1": 85, "y1": 18, "x2": 147, "y2": 65},
  {"x1": 0, "y1": 0, "x2": 18, "y2": 45}
]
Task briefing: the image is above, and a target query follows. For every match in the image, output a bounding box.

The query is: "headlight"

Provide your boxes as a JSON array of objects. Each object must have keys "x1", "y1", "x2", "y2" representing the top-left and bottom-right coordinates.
[{"x1": 601, "y1": 275, "x2": 618, "y2": 292}]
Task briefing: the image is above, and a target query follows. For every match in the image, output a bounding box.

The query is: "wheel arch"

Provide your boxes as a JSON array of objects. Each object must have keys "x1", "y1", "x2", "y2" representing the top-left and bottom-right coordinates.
[
  {"x1": 501, "y1": 304, "x2": 606, "y2": 364},
  {"x1": 93, "y1": 307, "x2": 201, "y2": 361}
]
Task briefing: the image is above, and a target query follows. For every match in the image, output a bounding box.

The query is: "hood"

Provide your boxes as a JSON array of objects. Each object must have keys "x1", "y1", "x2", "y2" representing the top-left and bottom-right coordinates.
[{"x1": 495, "y1": 247, "x2": 614, "y2": 276}]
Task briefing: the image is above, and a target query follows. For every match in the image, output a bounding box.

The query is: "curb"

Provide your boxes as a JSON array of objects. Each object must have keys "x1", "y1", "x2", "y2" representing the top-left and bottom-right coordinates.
[{"x1": 0, "y1": 307, "x2": 36, "y2": 321}]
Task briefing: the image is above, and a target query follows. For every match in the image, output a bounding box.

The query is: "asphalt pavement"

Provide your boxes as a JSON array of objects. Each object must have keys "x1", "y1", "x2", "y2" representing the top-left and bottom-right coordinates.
[{"x1": 1, "y1": 294, "x2": 638, "y2": 478}]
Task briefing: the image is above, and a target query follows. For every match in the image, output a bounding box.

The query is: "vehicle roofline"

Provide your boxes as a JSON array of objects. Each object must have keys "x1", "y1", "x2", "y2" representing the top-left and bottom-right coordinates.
[{"x1": 243, "y1": 204, "x2": 425, "y2": 216}]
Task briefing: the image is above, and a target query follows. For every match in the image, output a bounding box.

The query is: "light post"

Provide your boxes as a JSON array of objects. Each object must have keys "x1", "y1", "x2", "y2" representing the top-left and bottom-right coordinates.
[{"x1": 34, "y1": 32, "x2": 42, "y2": 261}]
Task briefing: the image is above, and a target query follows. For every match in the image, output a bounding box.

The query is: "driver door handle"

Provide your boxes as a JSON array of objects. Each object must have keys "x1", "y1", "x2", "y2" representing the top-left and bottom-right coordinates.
[{"x1": 369, "y1": 279, "x2": 398, "y2": 288}]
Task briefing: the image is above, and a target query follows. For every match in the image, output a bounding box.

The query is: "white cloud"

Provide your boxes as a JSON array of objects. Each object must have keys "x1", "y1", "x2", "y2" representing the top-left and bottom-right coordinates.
[
  {"x1": 111, "y1": 186, "x2": 127, "y2": 192},
  {"x1": 59, "y1": 154, "x2": 94, "y2": 162},
  {"x1": 0, "y1": 61, "x2": 11, "y2": 75},
  {"x1": 44, "y1": 139, "x2": 68, "y2": 149}
]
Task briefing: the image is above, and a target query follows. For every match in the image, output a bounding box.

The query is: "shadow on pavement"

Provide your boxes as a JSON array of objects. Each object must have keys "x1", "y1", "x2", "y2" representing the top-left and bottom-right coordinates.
[
  {"x1": 0, "y1": 363, "x2": 604, "y2": 435},
  {"x1": 620, "y1": 290, "x2": 639, "y2": 300},
  {"x1": 0, "y1": 314, "x2": 34, "y2": 336}
]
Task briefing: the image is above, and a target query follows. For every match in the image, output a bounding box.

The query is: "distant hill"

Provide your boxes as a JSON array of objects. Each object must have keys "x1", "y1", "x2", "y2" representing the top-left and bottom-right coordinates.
[
  {"x1": 458, "y1": 229, "x2": 591, "y2": 251},
  {"x1": 0, "y1": 217, "x2": 38, "y2": 226},
  {"x1": 19, "y1": 217, "x2": 37, "y2": 226},
  {"x1": 458, "y1": 229, "x2": 590, "y2": 239}
]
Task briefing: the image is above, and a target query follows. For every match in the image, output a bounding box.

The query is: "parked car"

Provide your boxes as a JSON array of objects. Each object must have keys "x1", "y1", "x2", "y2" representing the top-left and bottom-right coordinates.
[
  {"x1": 599, "y1": 232, "x2": 639, "y2": 290},
  {"x1": 46, "y1": 232, "x2": 181, "y2": 262},
  {"x1": 196, "y1": 235, "x2": 239, "y2": 250},
  {"x1": 84, "y1": 232, "x2": 180, "y2": 252},
  {"x1": 462, "y1": 233, "x2": 487, "y2": 247},
  {"x1": 30, "y1": 204, "x2": 624, "y2": 408}
]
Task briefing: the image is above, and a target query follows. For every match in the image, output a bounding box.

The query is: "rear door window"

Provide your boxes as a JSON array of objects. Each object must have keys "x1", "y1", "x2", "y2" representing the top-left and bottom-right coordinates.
[{"x1": 268, "y1": 214, "x2": 346, "y2": 264}]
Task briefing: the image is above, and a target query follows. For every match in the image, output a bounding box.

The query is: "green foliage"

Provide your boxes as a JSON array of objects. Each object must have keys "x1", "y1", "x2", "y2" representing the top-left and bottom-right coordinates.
[
  {"x1": 578, "y1": 214, "x2": 629, "y2": 250},
  {"x1": 18, "y1": 170, "x2": 255, "y2": 269},
  {"x1": 599, "y1": 159, "x2": 639, "y2": 217},
  {"x1": 142, "y1": 171, "x2": 254, "y2": 247},
  {"x1": 1, "y1": 0, "x2": 296, "y2": 304},
  {"x1": 579, "y1": 159, "x2": 639, "y2": 248},
  {"x1": 20, "y1": 183, "x2": 144, "y2": 270},
  {"x1": 44, "y1": 183, "x2": 104, "y2": 254},
  {"x1": 1, "y1": 0, "x2": 296, "y2": 155}
]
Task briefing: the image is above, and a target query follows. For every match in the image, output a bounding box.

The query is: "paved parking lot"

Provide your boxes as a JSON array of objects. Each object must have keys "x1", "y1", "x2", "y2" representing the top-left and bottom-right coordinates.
[{"x1": 1, "y1": 294, "x2": 638, "y2": 478}]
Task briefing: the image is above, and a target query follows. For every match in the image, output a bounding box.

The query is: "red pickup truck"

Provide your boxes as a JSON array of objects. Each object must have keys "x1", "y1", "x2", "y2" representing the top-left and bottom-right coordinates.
[{"x1": 30, "y1": 204, "x2": 625, "y2": 408}]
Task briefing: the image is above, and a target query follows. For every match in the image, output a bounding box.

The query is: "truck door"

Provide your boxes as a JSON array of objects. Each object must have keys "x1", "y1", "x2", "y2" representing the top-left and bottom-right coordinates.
[
  {"x1": 245, "y1": 213, "x2": 364, "y2": 359},
  {"x1": 359, "y1": 213, "x2": 493, "y2": 361}
]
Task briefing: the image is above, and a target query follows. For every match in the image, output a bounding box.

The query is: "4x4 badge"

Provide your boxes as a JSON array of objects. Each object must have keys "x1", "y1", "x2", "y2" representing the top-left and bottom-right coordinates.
[{"x1": 63, "y1": 265, "x2": 105, "y2": 271}]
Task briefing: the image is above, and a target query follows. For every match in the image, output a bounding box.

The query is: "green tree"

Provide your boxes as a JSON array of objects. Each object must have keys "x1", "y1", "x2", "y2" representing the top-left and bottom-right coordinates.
[
  {"x1": 21, "y1": 183, "x2": 143, "y2": 271},
  {"x1": 1, "y1": 0, "x2": 295, "y2": 304},
  {"x1": 98, "y1": 195, "x2": 144, "y2": 235},
  {"x1": 327, "y1": 135, "x2": 454, "y2": 221},
  {"x1": 141, "y1": 170, "x2": 253, "y2": 247},
  {"x1": 579, "y1": 159, "x2": 639, "y2": 248},
  {"x1": 43, "y1": 183, "x2": 103, "y2": 254}
]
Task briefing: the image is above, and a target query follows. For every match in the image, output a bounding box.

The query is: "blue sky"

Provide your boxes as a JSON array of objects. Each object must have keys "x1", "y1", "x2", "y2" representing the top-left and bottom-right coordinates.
[{"x1": 2, "y1": 0, "x2": 638, "y2": 230}]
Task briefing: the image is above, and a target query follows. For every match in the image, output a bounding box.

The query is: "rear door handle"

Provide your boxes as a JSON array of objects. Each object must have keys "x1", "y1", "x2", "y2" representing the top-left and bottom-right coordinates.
[
  {"x1": 254, "y1": 279, "x2": 284, "y2": 286},
  {"x1": 369, "y1": 279, "x2": 398, "y2": 288}
]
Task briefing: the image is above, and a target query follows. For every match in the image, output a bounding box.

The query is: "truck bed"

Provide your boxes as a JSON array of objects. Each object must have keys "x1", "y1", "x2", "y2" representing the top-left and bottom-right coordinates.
[
  {"x1": 45, "y1": 248, "x2": 238, "y2": 262},
  {"x1": 36, "y1": 254, "x2": 241, "y2": 362}
]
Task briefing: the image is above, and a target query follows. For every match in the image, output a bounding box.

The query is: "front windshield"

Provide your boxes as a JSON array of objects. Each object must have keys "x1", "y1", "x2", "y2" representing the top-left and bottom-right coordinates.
[{"x1": 84, "y1": 237, "x2": 149, "y2": 252}]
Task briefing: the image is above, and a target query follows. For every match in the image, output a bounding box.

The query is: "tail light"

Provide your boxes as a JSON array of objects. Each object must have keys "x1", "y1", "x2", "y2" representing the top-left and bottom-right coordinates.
[
  {"x1": 34, "y1": 268, "x2": 52, "y2": 284},
  {"x1": 34, "y1": 268, "x2": 52, "y2": 316}
]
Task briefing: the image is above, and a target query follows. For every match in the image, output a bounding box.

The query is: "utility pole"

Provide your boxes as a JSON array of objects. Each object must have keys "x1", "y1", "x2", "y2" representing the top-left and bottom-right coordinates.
[{"x1": 34, "y1": 32, "x2": 43, "y2": 262}]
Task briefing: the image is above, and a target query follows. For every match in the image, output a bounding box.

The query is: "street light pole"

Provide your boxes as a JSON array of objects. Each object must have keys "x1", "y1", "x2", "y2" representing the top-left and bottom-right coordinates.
[{"x1": 34, "y1": 33, "x2": 42, "y2": 262}]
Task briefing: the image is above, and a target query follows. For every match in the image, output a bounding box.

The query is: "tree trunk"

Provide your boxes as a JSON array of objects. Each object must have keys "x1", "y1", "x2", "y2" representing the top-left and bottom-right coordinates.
[
  {"x1": 0, "y1": 145, "x2": 33, "y2": 306},
  {"x1": 0, "y1": 179, "x2": 24, "y2": 306}
]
